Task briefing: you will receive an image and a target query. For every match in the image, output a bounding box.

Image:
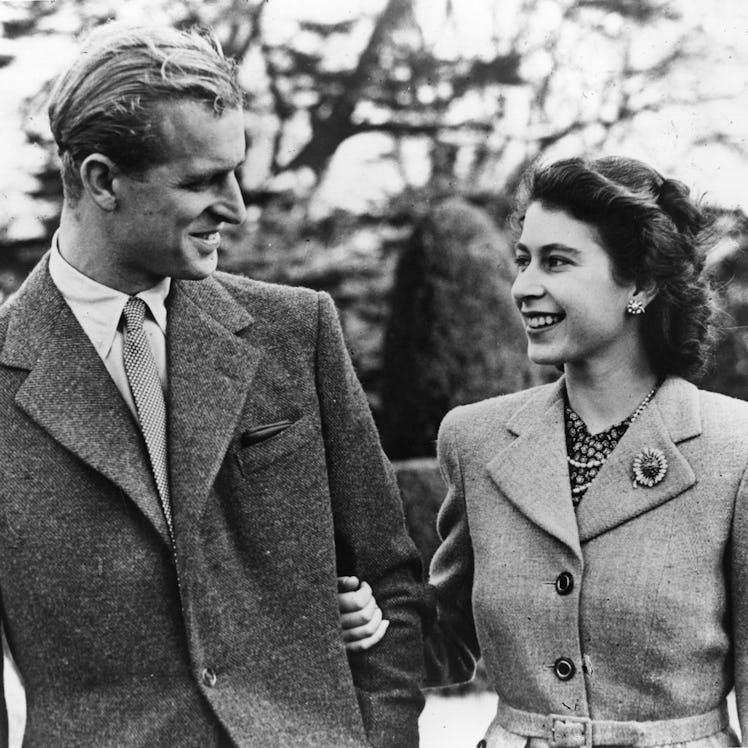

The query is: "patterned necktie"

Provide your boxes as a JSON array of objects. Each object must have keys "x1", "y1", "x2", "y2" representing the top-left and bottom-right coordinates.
[{"x1": 122, "y1": 296, "x2": 173, "y2": 541}]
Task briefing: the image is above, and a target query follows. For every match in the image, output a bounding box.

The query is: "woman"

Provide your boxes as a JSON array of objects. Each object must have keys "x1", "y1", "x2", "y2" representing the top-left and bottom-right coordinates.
[{"x1": 340, "y1": 156, "x2": 748, "y2": 746}]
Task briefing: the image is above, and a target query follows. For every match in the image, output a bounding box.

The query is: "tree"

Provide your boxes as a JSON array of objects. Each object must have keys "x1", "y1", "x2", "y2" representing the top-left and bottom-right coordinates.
[
  {"x1": 701, "y1": 210, "x2": 748, "y2": 400},
  {"x1": 378, "y1": 197, "x2": 539, "y2": 459},
  {"x1": 484, "y1": 0, "x2": 747, "y2": 196},
  {"x1": 8, "y1": 0, "x2": 743, "y2": 221}
]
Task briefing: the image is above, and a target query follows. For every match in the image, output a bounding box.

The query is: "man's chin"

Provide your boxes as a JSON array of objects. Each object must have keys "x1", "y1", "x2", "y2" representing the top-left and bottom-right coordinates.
[{"x1": 175, "y1": 255, "x2": 219, "y2": 280}]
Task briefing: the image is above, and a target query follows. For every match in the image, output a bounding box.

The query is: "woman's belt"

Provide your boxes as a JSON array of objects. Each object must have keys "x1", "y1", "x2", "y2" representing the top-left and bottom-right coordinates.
[{"x1": 490, "y1": 700, "x2": 729, "y2": 747}]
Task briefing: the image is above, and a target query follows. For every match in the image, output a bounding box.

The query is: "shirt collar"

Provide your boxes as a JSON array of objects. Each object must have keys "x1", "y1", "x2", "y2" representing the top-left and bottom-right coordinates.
[{"x1": 49, "y1": 233, "x2": 171, "y2": 358}]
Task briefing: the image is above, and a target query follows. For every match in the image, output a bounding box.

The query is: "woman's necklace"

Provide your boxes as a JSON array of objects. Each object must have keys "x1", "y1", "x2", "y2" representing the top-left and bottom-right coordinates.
[{"x1": 565, "y1": 382, "x2": 659, "y2": 500}]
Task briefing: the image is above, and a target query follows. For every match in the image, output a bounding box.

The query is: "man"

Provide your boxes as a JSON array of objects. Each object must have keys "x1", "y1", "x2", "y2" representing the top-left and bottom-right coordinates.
[{"x1": 0, "y1": 24, "x2": 425, "y2": 747}]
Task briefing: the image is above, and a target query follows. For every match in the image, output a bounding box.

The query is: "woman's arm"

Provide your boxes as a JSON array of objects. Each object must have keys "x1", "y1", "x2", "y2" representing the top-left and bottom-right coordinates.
[
  {"x1": 422, "y1": 412, "x2": 480, "y2": 686},
  {"x1": 339, "y1": 410, "x2": 482, "y2": 687},
  {"x1": 730, "y1": 463, "x2": 748, "y2": 738}
]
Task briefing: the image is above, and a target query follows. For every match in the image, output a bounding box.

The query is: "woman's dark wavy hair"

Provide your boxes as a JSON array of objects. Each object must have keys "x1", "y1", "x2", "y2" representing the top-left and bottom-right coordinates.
[{"x1": 513, "y1": 156, "x2": 716, "y2": 381}]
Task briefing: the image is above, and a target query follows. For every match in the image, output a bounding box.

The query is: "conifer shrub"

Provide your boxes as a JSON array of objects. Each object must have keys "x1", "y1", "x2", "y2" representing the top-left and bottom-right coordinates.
[{"x1": 379, "y1": 197, "x2": 536, "y2": 459}]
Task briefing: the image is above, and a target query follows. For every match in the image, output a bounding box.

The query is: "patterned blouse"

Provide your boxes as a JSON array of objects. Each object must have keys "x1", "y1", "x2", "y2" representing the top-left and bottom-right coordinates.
[{"x1": 564, "y1": 400, "x2": 632, "y2": 506}]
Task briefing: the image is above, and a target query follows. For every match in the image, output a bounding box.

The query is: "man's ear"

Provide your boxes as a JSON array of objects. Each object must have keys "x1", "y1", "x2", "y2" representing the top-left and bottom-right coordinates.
[{"x1": 79, "y1": 154, "x2": 119, "y2": 211}]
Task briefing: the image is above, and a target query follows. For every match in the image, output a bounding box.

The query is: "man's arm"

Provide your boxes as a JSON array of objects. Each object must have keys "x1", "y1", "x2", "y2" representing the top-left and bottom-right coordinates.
[
  {"x1": 1, "y1": 615, "x2": 10, "y2": 748},
  {"x1": 314, "y1": 291, "x2": 426, "y2": 748}
]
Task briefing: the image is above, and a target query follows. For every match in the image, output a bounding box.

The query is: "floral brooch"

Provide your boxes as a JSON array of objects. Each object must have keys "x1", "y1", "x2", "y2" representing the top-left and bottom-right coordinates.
[{"x1": 632, "y1": 447, "x2": 668, "y2": 488}]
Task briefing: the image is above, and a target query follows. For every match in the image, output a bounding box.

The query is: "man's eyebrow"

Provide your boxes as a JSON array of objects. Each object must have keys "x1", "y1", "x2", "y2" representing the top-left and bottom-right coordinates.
[{"x1": 180, "y1": 160, "x2": 245, "y2": 182}]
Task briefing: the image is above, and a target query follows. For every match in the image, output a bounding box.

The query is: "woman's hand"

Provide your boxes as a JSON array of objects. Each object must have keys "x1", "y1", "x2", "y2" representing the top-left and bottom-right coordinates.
[{"x1": 337, "y1": 576, "x2": 389, "y2": 652}]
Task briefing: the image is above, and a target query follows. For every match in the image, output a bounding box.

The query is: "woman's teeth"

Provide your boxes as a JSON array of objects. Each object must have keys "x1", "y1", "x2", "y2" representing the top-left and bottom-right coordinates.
[{"x1": 527, "y1": 314, "x2": 562, "y2": 329}]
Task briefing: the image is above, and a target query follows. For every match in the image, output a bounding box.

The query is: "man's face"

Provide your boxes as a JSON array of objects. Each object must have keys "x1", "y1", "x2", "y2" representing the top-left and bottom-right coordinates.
[{"x1": 108, "y1": 100, "x2": 246, "y2": 292}]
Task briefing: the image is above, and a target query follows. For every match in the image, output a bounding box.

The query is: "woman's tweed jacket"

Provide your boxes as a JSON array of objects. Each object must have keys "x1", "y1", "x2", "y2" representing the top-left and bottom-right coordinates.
[
  {"x1": 427, "y1": 376, "x2": 748, "y2": 744},
  {"x1": 0, "y1": 256, "x2": 425, "y2": 748}
]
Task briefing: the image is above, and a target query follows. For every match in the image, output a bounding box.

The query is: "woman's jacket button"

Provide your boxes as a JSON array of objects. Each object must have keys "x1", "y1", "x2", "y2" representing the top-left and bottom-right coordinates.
[
  {"x1": 555, "y1": 571, "x2": 574, "y2": 595},
  {"x1": 553, "y1": 657, "x2": 576, "y2": 680}
]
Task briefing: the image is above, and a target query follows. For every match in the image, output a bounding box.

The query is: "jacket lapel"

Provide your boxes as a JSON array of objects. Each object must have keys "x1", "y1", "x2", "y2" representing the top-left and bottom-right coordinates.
[
  {"x1": 575, "y1": 377, "x2": 699, "y2": 543},
  {"x1": 2, "y1": 259, "x2": 171, "y2": 543},
  {"x1": 486, "y1": 379, "x2": 583, "y2": 560},
  {"x1": 166, "y1": 277, "x2": 261, "y2": 533}
]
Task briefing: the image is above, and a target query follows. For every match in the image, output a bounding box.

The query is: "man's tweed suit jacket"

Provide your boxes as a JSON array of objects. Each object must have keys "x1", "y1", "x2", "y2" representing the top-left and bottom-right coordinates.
[
  {"x1": 0, "y1": 256, "x2": 424, "y2": 747},
  {"x1": 427, "y1": 376, "x2": 748, "y2": 745}
]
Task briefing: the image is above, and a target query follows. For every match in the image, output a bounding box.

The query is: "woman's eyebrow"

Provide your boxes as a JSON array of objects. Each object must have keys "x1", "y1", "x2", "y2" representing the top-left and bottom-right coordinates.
[
  {"x1": 514, "y1": 241, "x2": 581, "y2": 257},
  {"x1": 540, "y1": 243, "x2": 581, "y2": 257}
]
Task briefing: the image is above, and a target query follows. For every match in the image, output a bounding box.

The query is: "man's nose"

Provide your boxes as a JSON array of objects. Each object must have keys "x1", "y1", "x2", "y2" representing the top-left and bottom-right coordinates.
[{"x1": 216, "y1": 172, "x2": 247, "y2": 225}]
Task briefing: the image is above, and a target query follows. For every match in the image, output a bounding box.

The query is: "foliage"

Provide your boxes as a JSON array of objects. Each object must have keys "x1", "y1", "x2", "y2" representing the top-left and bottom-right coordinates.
[
  {"x1": 2, "y1": 0, "x2": 746, "y2": 420},
  {"x1": 702, "y1": 211, "x2": 748, "y2": 400},
  {"x1": 2, "y1": 0, "x2": 744, "y2": 231},
  {"x1": 378, "y1": 197, "x2": 540, "y2": 459}
]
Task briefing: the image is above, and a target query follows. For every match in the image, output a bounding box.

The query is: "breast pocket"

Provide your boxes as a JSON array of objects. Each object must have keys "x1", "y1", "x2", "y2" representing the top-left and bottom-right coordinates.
[{"x1": 234, "y1": 415, "x2": 315, "y2": 475}]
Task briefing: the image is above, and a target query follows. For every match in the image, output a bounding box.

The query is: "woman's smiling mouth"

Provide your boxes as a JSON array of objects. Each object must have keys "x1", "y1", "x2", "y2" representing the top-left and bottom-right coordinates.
[{"x1": 524, "y1": 312, "x2": 565, "y2": 330}]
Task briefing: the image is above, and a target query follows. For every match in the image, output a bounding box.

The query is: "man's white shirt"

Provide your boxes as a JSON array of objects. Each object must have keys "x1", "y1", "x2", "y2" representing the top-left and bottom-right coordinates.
[{"x1": 48, "y1": 239, "x2": 170, "y2": 418}]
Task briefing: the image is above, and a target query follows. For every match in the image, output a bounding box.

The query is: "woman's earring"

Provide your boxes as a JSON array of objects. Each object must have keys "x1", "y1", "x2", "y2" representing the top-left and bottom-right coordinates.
[{"x1": 626, "y1": 298, "x2": 646, "y2": 315}]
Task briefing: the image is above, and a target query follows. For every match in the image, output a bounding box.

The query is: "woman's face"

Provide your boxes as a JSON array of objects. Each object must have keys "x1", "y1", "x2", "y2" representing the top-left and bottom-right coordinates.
[{"x1": 511, "y1": 201, "x2": 640, "y2": 371}]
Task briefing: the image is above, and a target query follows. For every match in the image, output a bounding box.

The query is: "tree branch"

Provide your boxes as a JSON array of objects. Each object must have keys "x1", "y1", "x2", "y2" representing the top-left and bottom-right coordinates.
[{"x1": 282, "y1": 0, "x2": 415, "y2": 175}]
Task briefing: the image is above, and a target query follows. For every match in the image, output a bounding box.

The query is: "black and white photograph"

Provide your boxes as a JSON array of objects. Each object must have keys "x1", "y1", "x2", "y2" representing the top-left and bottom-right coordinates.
[{"x1": 1, "y1": 1, "x2": 748, "y2": 746}]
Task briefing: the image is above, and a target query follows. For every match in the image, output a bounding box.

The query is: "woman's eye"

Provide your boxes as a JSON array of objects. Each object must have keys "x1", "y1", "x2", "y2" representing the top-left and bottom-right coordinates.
[
  {"x1": 513, "y1": 255, "x2": 529, "y2": 270},
  {"x1": 547, "y1": 256, "x2": 568, "y2": 268}
]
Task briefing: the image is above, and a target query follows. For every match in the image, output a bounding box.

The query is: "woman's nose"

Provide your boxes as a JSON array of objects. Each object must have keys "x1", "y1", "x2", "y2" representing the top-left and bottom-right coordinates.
[{"x1": 511, "y1": 263, "x2": 544, "y2": 302}]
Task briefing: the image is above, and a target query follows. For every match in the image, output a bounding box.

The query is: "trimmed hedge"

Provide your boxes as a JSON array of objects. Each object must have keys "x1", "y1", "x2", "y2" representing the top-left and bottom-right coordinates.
[{"x1": 379, "y1": 198, "x2": 535, "y2": 460}]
